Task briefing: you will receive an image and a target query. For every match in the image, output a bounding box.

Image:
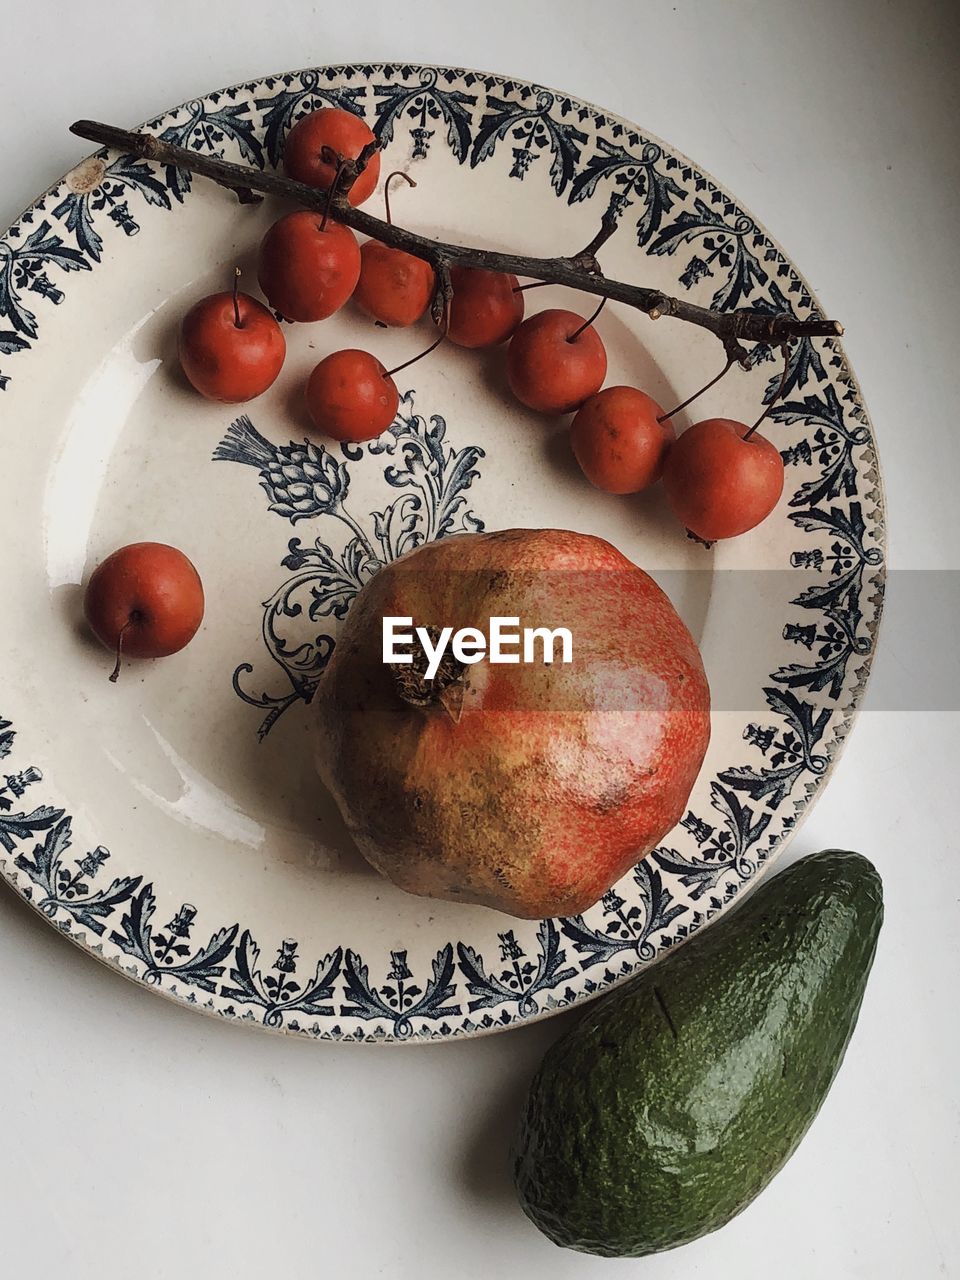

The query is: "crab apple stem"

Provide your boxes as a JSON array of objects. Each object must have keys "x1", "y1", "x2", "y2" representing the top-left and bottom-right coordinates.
[
  {"x1": 658, "y1": 355, "x2": 738, "y2": 423},
  {"x1": 232, "y1": 266, "x2": 242, "y2": 328},
  {"x1": 383, "y1": 170, "x2": 416, "y2": 227},
  {"x1": 319, "y1": 150, "x2": 348, "y2": 233},
  {"x1": 567, "y1": 297, "x2": 606, "y2": 343},
  {"x1": 108, "y1": 612, "x2": 141, "y2": 683},
  {"x1": 385, "y1": 325, "x2": 447, "y2": 379},
  {"x1": 744, "y1": 343, "x2": 792, "y2": 441},
  {"x1": 513, "y1": 281, "x2": 552, "y2": 293}
]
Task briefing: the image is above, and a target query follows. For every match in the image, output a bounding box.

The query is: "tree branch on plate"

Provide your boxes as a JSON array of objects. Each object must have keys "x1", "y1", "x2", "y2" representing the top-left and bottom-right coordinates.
[{"x1": 69, "y1": 119, "x2": 842, "y2": 368}]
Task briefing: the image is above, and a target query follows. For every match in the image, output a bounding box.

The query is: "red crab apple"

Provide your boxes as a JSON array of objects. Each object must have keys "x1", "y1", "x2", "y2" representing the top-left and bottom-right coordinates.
[
  {"x1": 283, "y1": 107, "x2": 381, "y2": 207},
  {"x1": 313, "y1": 528, "x2": 710, "y2": 919},
  {"x1": 507, "y1": 308, "x2": 607, "y2": 414},
  {"x1": 354, "y1": 240, "x2": 435, "y2": 327},
  {"x1": 353, "y1": 172, "x2": 435, "y2": 326},
  {"x1": 306, "y1": 348, "x2": 399, "y2": 442},
  {"x1": 571, "y1": 386, "x2": 675, "y2": 493},
  {"x1": 445, "y1": 267, "x2": 525, "y2": 348},
  {"x1": 84, "y1": 543, "x2": 204, "y2": 682},
  {"x1": 257, "y1": 211, "x2": 361, "y2": 322},
  {"x1": 662, "y1": 417, "x2": 785, "y2": 541},
  {"x1": 178, "y1": 276, "x2": 285, "y2": 403}
]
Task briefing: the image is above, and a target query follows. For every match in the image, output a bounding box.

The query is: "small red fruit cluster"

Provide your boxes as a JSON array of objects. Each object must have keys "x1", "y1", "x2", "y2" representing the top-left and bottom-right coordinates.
[
  {"x1": 492, "y1": 287, "x2": 784, "y2": 544},
  {"x1": 83, "y1": 112, "x2": 380, "y2": 680},
  {"x1": 570, "y1": 383, "x2": 785, "y2": 544},
  {"x1": 501, "y1": 300, "x2": 783, "y2": 544},
  {"x1": 86, "y1": 108, "x2": 789, "y2": 683},
  {"x1": 175, "y1": 106, "x2": 786, "y2": 540},
  {"x1": 177, "y1": 108, "x2": 425, "y2": 444},
  {"x1": 175, "y1": 111, "x2": 788, "y2": 545}
]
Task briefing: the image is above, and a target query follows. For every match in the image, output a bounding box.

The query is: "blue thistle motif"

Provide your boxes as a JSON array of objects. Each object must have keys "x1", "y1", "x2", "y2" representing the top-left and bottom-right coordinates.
[
  {"x1": 783, "y1": 623, "x2": 818, "y2": 649},
  {"x1": 53, "y1": 154, "x2": 171, "y2": 260},
  {"x1": 782, "y1": 440, "x2": 813, "y2": 468},
  {"x1": 387, "y1": 950, "x2": 412, "y2": 981},
  {"x1": 111, "y1": 885, "x2": 237, "y2": 991},
  {"x1": 15, "y1": 267, "x2": 63, "y2": 304},
  {"x1": 54, "y1": 844, "x2": 110, "y2": 899},
  {"x1": 213, "y1": 392, "x2": 485, "y2": 738},
  {"x1": 76, "y1": 845, "x2": 110, "y2": 879},
  {"x1": 457, "y1": 922, "x2": 575, "y2": 1015},
  {"x1": 165, "y1": 903, "x2": 198, "y2": 937},
  {"x1": 600, "y1": 888, "x2": 626, "y2": 914},
  {"x1": 410, "y1": 127, "x2": 433, "y2": 160},
  {"x1": 342, "y1": 945, "x2": 458, "y2": 1039},
  {"x1": 655, "y1": 773, "x2": 783, "y2": 896},
  {"x1": 0, "y1": 219, "x2": 90, "y2": 381},
  {"x1": 498, "y1": 930, "x2": 524, "y2": 962},
  {"x1": 213, "y1": 416, "x2": 350, "y2": 523},
  {"x1": 221, "y1": 931, "x2": 341, "y2": 1027},
  {"x1": 643, "y1": 199, "x2": 766, "y2": 310},
  {"x1": 791, "y1": 549, "x2": 824, "y2": 571},
  {"x1": 743, "y1": 723, "x2": 778, "y2": 754},
  {"x1": 561, "y1": 864, "x2": 685, "y2": 968},
  {"x1": 4, "y1": 767, "x2": 42, "y2": 798},
  {"x1": 653, "y1": 771, "x2": 801, "y2": 898},
  {"x1": 106, "y1": 201, "x2": 138, "y2": 235},
  {"x1": 717, "y1": 688, "x2": 829, "y2": 815},
  {"x1": 471, "y1": 89, "x2": 587, "y2": 195},
  {"x1": 510, "y1": 146, "x2": 536, "y2": 179},
  {"x1": 680, "y1": 810, "x2": 715, "y2": 846},
  {"x1": 569, "y1": 137, "x2": 685, "y2": 245},
  {"x1": 770, "y1": 386, "x2": 872, "y2": 512},
  {"x1": 13, "y1": 817, "x2": 140, "y2": 932},
  {"x1": 151, "y1": 903, "x2": 199, "y2": 965},
  {"x1": 679, "y1": 255, "x2": 712, "y2": 289},
  {"x1": 371, "y1": 68, "x2": 476, "y2": 162},
  {"x1": 0, "y1": 765, "x2": 41, "y2": 811}
]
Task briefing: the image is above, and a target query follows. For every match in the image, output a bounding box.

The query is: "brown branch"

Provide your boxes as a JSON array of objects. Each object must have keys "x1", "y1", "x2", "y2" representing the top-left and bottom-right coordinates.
[
  {"x1": 657, "y1": 354, "x2": 738, "y2": 423},
  {"x1": 69, "y1": 119, "x2": 844, "y2": 354}
]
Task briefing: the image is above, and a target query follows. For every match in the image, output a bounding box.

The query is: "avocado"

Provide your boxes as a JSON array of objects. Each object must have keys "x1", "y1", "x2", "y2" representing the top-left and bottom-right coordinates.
[{"x1": 513, "y1": 849, "x2": 883, "y2": 1256}]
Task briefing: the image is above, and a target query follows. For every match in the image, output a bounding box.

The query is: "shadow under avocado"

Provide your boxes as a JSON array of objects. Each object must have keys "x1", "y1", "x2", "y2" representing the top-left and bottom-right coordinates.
[{"x1": 455, "y1": 1009, "x2": 581, "y2": 1210}]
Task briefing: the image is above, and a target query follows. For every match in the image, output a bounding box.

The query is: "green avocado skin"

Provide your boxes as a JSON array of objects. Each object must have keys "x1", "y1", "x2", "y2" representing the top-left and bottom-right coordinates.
[{"x1": 513, "y1": 850, "x2": 884, "y2": 1257}]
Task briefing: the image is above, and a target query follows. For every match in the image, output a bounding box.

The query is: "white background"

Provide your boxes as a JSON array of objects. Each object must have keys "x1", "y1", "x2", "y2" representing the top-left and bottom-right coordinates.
[{"x1": 1, "y1": 2, "x2": 958, "y2": 1276}]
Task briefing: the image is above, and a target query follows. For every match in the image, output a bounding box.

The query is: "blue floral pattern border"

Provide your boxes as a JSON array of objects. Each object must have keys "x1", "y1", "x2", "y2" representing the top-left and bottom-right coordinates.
[{"x1": 0, "y1": 64, "x2": 884, "y2": 1040}]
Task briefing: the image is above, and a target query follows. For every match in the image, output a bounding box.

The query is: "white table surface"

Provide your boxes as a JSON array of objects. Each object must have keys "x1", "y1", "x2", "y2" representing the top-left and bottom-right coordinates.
[{"x1": 2, "y1": 2, "x2": 958, "y2": 1276}]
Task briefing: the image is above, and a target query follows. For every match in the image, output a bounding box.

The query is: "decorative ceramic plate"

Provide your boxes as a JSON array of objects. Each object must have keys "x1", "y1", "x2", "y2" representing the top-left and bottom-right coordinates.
[{"x1": 0, "y1": 64, "x2": 884, "y2": 1041}]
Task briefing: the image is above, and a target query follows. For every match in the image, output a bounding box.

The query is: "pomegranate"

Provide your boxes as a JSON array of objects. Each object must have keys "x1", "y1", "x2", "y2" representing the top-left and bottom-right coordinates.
[{"x1": 314, "y1": 529, "x2": 710, "y2": 919}]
